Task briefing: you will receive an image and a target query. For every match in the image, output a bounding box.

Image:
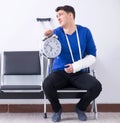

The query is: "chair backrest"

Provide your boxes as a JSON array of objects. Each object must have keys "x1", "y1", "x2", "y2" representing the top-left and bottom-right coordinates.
[
  {"x1": 0, "y1": 51, "x2": 42, "y2": 90},
  {"x1": 3, "y1": 51, "x2": 41, "y2": 75}
]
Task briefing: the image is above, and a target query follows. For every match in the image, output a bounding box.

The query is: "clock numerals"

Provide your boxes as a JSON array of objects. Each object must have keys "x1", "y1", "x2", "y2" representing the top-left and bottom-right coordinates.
[{"x1": 42, "y1": 36, "x2": 61, "y2": 58}]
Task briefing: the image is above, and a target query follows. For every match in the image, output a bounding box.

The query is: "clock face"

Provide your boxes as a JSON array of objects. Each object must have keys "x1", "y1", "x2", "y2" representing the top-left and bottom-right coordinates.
[{"x1": 43, "y1": 36, "x2": 61, "y2": 58}]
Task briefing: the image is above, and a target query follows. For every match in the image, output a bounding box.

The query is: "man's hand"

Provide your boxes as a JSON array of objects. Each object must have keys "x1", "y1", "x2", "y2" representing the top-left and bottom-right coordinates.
[
  {"x1": 44, "y1": 29, "x2": 53, "y2": 37},
  {"x1": 64, "y1": 64, "x2": 73, "y2": 73}
]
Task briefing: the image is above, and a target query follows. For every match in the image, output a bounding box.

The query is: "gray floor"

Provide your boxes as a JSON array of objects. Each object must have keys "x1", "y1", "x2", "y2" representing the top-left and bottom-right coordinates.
[{"x1": 0, "y1": 112, "x2": 120, "y2": 123}]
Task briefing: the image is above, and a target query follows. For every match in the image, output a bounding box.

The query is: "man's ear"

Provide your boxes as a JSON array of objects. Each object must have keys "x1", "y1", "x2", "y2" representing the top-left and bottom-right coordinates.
[{"x1": 69, "y1": 13, "x2": 74, "y2": 19}]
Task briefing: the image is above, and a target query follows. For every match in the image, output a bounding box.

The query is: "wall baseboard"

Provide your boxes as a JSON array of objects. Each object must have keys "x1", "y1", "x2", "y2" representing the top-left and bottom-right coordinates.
[{"x1": 0, "y1": 104, "x2": 120, "y2": 113}]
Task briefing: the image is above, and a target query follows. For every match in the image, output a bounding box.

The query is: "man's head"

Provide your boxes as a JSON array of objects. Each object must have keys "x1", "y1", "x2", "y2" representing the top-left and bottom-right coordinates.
[
  {"x1": 55, "y1": 5, "x2": 75, "y2": 27},
  {"x1": 55, "y1": 5, "x2": 75, "y2": 19}
]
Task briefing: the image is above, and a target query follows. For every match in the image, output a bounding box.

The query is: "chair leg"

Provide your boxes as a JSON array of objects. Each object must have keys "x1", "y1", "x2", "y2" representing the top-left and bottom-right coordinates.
[
  {"x1": 43, "y1": 93, "x2": 47, "y2": 118},
  {"x1": 94, "y1": 99, "x2": 98, "y2": 120},
  {"x1": 43, "y1": 113, "x2": 47, "y2": 119},
  {"x1": 92, "y1": 99, "x2": 98, "y2": 120},
  {"x1": 91, "y1": 70, "x2": 98, "y2": 119}
]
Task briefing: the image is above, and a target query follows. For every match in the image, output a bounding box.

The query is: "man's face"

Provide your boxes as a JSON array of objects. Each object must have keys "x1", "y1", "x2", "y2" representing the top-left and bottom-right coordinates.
[{"x1": 56, "y1": 10, "x2": 71, "y2": 27}]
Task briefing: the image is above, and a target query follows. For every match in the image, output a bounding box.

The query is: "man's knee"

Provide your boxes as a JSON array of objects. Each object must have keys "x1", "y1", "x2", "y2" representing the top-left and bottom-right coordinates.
[{"x1": 92, "y1": 80, "x2": 102, "y2": 97}]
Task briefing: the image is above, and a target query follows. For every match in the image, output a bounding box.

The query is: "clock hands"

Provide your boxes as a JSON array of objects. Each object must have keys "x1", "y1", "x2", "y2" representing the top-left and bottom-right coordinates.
[
  {"x1": 42, "y1": 35, "x2": 61, "y2": 58},
  {"x1": 46, "y1": 44, "x2": 53, "y2": 51}
]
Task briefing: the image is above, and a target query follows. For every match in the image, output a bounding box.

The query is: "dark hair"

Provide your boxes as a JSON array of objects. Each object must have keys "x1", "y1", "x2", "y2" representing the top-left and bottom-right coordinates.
[{"x1": 55, "y1": 5, "x2": 75, "y2": 19}]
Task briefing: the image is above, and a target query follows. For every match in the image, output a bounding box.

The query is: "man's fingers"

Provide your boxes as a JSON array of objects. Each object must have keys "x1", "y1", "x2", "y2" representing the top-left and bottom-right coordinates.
[{"x1": 44, "y1": 30, "x2": 53, "y2": 36}]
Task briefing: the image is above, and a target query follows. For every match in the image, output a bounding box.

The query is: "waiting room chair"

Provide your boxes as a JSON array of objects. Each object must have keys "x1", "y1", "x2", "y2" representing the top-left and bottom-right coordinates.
[{"x1": 0, "y1": 51, "x2": 43, "y2": 98}]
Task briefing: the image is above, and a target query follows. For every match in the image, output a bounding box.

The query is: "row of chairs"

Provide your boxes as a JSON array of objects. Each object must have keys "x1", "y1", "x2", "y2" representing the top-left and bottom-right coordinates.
[{"x1": 0, "y1": 51, "x2": 98, "y2": 119}]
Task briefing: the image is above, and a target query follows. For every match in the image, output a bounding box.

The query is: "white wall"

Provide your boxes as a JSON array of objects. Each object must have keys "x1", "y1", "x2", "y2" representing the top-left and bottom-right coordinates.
[{"x1": 0, "y1": 0, "x2": 120, "y2": 104}]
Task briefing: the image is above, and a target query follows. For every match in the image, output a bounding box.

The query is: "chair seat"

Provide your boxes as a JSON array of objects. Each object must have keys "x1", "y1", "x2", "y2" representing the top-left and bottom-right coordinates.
[
  {"x1": 57, "y1": 86, "x2": 87, "y2": 99},
  {"x1": 1, "y1": 85, "x2": 41, "y2": 90},
  {"x1": 58, "y1": 85, "x2": 87, "y2": 92}
]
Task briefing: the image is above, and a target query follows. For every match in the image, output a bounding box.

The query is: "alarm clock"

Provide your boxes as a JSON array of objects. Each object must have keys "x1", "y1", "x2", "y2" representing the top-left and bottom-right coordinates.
[{"x1": 40, "y1": 35, "x2": 61, "y2": 58}]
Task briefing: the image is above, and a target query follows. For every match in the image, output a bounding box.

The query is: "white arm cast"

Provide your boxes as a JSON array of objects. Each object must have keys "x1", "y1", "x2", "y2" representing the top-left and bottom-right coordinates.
[{"x1": 72, "y1": 55, "x2": 96, "y2": 73}]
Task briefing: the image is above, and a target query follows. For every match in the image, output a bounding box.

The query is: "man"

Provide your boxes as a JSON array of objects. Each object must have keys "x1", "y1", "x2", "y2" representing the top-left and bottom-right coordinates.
[{"x1": 43, "y1": 5, "x2": 102, "y2": 122}]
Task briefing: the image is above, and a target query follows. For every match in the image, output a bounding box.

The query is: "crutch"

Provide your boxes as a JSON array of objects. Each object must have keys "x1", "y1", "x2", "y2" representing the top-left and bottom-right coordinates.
[{"x1": 37, "y1": 18, "x2": 54, "y2": 118}]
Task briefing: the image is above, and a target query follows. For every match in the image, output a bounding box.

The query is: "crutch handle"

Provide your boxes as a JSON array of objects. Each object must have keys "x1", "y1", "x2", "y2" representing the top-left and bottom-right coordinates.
[{"x1": 36, "y1": 18, "x2": 51, "y2": 22}]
